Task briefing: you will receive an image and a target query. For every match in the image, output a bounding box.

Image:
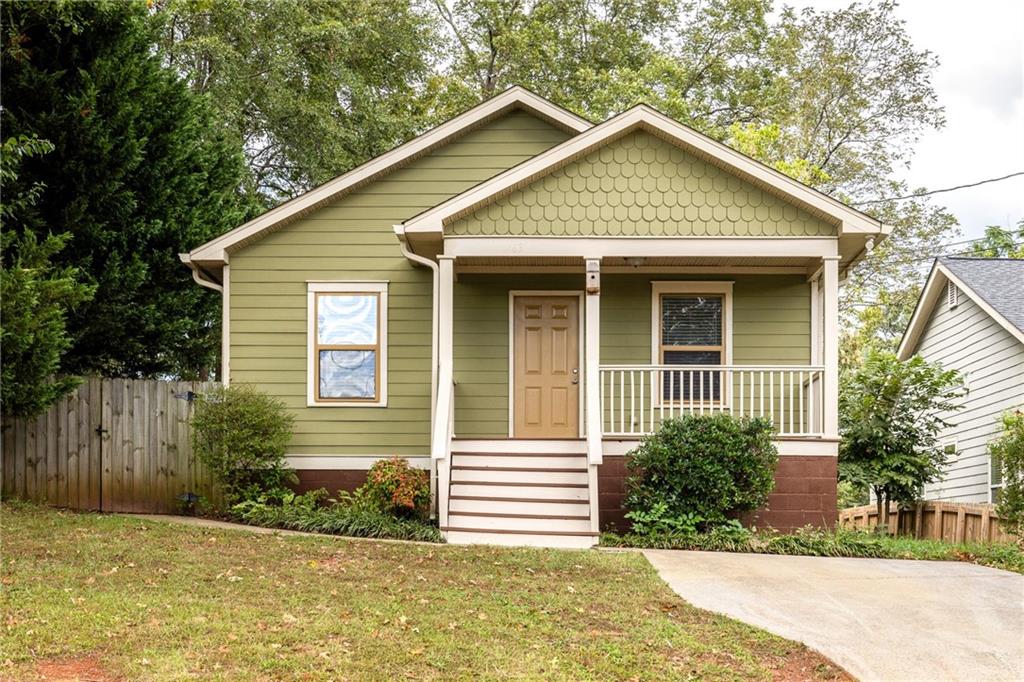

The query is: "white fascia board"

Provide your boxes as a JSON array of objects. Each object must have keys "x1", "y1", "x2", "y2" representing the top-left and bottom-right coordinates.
[
  {"x1": 403, "y1": 105, "x2": 883, "y2": 237},
  {"x1": 897, "y1": 260, "x2": 943, "y2": 360},
  {"x1": 443, "y1": 236, "x2": 839, "y2": 259},
  {"x1": 188, "y1": 87, "x2": 591, "y2": 264}
]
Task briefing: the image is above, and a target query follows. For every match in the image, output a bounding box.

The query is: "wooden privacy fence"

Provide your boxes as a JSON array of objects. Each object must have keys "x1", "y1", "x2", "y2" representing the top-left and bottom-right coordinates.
[
  {"x1": 839, "y1": 501, "x2": 1014, "y2": 544},
  {"x1": 2, "y1": 378, "x2": 221, "y2": 513}
]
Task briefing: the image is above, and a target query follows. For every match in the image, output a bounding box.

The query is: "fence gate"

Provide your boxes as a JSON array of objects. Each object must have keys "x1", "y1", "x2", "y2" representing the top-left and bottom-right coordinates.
[{"x1": 2, "y1": 378, "x2": 220, "y2": 513}]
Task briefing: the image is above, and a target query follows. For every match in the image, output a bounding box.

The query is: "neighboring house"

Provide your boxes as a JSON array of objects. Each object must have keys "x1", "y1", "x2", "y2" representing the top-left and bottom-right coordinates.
[
  {"x1": 898, "y1": 257, "x2": 1024, "y2": 503},
  {"x1": 182, "y1": 86, "x2": 889, "y2": 547}
]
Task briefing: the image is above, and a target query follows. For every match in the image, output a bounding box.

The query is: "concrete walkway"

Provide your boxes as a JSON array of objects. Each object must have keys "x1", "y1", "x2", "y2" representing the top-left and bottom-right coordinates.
[{"x1": 644, "y1": 550, "x2": 1024, "y2": 682}]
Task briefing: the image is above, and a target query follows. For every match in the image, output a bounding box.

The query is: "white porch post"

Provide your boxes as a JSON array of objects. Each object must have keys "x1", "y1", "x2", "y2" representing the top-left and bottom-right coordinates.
[
  {"x1": 584, "y1": 258, "x2": 602, "y2": 465},
  {"x1": 434, "y1": 255, "x2": 455, "y2": 528},
  {"x1": 822, "y1": 257, "x2": 840, "y2": 439}
]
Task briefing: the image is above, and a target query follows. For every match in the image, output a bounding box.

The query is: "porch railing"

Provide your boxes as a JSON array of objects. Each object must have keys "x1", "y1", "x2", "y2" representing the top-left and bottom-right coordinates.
[{"x1": 599, "y1": 365, "x2": 825, "y2": 438}]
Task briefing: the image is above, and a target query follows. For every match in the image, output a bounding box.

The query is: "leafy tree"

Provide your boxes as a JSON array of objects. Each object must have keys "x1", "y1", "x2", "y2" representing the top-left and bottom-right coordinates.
[
  {"x1": 968, "y1": 222, "x2": 1024, "y2": 258},
  {"x1": 990, "y1": 410, "x2": 1024, "y2": 539},
  {"x1": 1, "y1": 136, "x2": 95, "y2": 417},
  {"x1": 2, "y1": 0, "x2": 249, "y2": 379},
  {"x1": 156, "y1": 0, "x2": 440, "y2": 203},
  {"x1": 839, "y1": 351, "x2": 962, "y2": 529}
]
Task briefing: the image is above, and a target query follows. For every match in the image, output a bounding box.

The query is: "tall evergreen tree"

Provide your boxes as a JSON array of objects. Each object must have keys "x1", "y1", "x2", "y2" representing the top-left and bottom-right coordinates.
[{"x1": 2, "y1": 0, "x2": 250, "y2": 379}]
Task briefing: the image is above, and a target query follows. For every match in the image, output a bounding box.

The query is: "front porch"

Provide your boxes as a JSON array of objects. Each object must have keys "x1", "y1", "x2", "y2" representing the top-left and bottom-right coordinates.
[{"x1": 426, "y1": 253, "x2": 842, "y2": 546}]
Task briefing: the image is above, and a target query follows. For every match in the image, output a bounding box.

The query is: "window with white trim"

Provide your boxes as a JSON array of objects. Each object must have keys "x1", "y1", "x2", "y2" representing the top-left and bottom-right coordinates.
[
  {"x1": 990, "y1": 453, "x2": 1005, "y2": 503},
  {"x1": 941, "y1": 441, "x2": 958, "y2": 463},
  {"x1": 651, "y1": 282, "x2": 733, "y2": 402},
  {"x1": 307, "y1": 282, "x2": 388, "y2": 406}
]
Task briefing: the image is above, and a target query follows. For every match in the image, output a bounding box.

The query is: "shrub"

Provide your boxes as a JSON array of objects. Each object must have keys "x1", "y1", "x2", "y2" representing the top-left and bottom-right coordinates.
[
  {"x1": 991, "y1": 410, "x2": 1024, "y2": 539},
  {"x1": 361, "y1": 458, "x2": 431, "y2": 519},
  {"x1": 624, "y1": 414, "x2": 777, "y2": 530},
  {"x1": 600, "y1": 527, "x2": 1024, "y2": 574},
  {"x1": 191, "y1": 384, "x2": 296, "y2": 505},
  {"x1": 232, "y1": 489, "x2": 443, "y2": 543}
]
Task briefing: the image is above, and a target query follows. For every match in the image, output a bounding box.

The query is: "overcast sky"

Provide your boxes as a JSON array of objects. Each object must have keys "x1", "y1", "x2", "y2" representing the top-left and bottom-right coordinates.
[{"x1": 784, "y1": 0, "x2": 1024, "y2": 243}]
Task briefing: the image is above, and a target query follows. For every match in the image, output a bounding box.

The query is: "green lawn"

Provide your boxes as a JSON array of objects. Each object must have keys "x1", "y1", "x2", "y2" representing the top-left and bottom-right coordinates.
[{"x1": 0, "y1": 503, "x2": 847, "y2": 681}]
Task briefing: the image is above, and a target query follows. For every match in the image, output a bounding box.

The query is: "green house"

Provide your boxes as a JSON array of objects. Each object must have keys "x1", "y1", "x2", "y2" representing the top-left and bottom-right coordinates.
[{"x1": 183, "y1": 87, "x2": 889, "y2": 547}]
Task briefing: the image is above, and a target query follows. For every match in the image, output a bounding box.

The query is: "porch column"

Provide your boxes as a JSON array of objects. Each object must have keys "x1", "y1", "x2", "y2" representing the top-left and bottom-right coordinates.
[
  {"x1": 822, "y1": 257, "x2": 840, "y2": 439},
  {"x1": 434, "y1": 256, "x2": 455, "y2": 528},
  {"x1": 584, "y1": 258, "x2": 602, "y2": 465}
]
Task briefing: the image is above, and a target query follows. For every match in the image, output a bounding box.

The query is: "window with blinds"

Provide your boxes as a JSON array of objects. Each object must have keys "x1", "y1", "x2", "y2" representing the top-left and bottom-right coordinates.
[{"x1": 659, "y1": 294, "x2": 724, "y2": 401}]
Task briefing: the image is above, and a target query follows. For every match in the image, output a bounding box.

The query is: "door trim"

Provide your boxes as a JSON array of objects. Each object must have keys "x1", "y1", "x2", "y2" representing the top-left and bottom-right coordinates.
[{"x1": 508, "y1": 290, "x2": 585, "y2": 438}]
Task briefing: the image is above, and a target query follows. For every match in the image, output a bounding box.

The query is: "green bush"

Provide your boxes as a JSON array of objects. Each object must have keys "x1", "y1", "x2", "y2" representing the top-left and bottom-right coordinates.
[
  {"x1": 991, "y1": 410, "x2": 1024, "y2": 539},
  {"x1": 600, "y1": 527, "x2": 1024, "y2": 574},
  {"x1": 362, "y1": 458, "x2": 431, "y2": 519},
  {"x1": 624, "y1": 414, "x2": 778, "y2": 532},
  {"x1": 232, "y1": 489, "x2": 443, "y2": 543},
  {"x1": 191, "y1": 384, "x2": 296, "y2": 505}
]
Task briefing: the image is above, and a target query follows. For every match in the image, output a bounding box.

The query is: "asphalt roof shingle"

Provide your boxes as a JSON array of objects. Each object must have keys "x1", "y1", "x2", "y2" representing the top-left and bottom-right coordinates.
[{"x1": 940, "y1": 257, "x2": 1024, "y2": 333}]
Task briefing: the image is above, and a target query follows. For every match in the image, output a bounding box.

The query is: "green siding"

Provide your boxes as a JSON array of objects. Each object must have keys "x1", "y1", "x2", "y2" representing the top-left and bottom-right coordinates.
[
  {"x1": 228, "y1": 111, "x2": 572, "y2": 455},
  {"x1": 447, "y1": 131, "x2": 836, "y2": 237},
  {"x1": 452, "y1": 273, "x2": 811, "y2": 437}
]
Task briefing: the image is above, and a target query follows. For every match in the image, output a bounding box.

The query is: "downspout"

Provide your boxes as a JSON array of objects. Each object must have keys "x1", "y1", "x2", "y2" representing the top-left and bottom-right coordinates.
[
  {"x1": 394, "y1": 226, "x2": 441, "y2": 515},
  {"x1": 180, "y1": 253, "x2": 226, "y2": 381}
]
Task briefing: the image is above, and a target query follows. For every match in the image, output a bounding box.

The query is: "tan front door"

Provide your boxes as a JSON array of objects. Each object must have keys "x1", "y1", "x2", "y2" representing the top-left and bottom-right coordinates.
[{"x1": 513, "y1": 296, "x2": 580, "y2": 438}]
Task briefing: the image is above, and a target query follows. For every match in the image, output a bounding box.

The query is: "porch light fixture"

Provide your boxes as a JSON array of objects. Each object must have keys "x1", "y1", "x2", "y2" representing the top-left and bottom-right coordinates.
[{"x1": 624, "y1": 257, "x2": 646, "y2": 268}]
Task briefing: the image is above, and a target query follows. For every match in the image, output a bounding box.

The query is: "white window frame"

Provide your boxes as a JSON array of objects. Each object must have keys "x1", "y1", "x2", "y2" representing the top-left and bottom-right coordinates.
[
  {"x1": 650, "y1": 281, "x2": 734, "y2": 406},
  {"x1": 307, "y1": 281, "x2": 388, "y2": 407},
  {"x1": 989, "y1": 451, "x2": 1006, "y2": 503},
  {"x1": 940, "y1": 440, "x2": 958, "y2": 463}
]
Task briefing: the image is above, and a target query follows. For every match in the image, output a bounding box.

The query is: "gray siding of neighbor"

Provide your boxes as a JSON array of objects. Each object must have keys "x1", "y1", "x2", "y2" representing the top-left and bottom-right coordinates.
[{"x1": 916, "y1": 290, "x2": 1024, "y2": 502}]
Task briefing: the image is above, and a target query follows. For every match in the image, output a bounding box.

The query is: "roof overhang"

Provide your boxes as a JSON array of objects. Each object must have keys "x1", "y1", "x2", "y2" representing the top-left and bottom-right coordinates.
[
  {"x1": 898, "y1": 259, "x2": 1024, "y2": 359},
  {"x1": 400, "y1": 105, "x2": 889, "y2": 265},
  {"x1": 184, "y1": 86, "x2": 592, "y2": 269}
]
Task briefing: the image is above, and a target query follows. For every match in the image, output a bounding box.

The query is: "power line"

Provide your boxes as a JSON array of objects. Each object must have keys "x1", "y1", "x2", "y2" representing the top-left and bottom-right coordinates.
[{"x1": 852, "y1": 171, "x2": 1024, "y2": 205}]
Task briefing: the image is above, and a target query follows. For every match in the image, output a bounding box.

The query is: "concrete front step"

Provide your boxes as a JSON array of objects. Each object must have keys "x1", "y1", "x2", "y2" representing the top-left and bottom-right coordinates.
[
  {"x1": 447, "y1": 512, "x2": 591, "y2": 533},
  {"x1": 449, "y1": 496, "x2": 590, "y2": 516},
  {"x1": 450, "y1": 482, "x2": 589, "y2": 500},
  {"x1": 443, "y1": 528, "x2": 598, "y2": 549}
]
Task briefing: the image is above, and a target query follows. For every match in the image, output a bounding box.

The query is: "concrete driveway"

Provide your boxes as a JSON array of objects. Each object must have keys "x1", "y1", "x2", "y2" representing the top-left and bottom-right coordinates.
[{"x1": 643, "y1": 550, "x2": 1024, "y2": 682}]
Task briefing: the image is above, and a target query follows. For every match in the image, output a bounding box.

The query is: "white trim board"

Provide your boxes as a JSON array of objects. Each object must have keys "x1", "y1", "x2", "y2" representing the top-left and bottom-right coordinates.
[
  {"x1": 403, "y1": 104, "x2": 886, "y2": 237},
  {"x1": 898, "y1": 260, "x2": 1024, "y2": 359},
  {"x1": 444, "y1": 237, "x2": 839, "y2": 259},
  {"x1": 286, "y1": 455, "x2": 430, "y2": 470},
  {"x1": 507, "y1": 291, "x2": 586, "y2": 438},
  {"x1": 186, "y1": 86, "x2": 591, "y2": 264}
]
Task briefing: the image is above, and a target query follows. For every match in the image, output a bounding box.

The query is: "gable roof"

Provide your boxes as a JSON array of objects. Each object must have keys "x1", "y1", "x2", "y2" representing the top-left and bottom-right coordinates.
[
  {"x1": 401, "y1": 104, "x2": 888, "y2": 240},
  {"x1": 898, "y1": 257, "x2": 1024, "y2": 359},
  {"x1": 182, "y1": 86, "x2": 591, "y2": 268}
]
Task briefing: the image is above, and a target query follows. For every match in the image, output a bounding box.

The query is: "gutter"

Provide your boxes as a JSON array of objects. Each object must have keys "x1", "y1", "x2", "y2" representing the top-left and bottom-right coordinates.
[{"x1": 179, "y1": 253, "x2": 223, "y2": 292}]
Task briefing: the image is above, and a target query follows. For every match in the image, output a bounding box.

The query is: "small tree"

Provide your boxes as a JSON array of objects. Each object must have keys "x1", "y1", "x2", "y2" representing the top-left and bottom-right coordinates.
[
  {"x1": 624, "y1": 414, "x2": 778, "y2": 531},
  {"x1": 1, "y1": 136, "x2": 94, "y2": 417},
  {"x1": 840, "y1": 351, "x2": 962, "y2": 529},
  {"x1": 191, "y1": 384, "x2": 296, "y2": 506},
  {"x1": 991, "y1": 410, "x2": 1024, "y2": 540}
]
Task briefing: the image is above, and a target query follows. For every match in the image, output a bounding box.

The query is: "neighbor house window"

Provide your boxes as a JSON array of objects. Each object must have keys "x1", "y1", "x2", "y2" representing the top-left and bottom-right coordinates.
[
  {"x1": 307, "y1": 282, "x2": 388, "y2": 406},
  {"x1": 990, "y1": 454, "x2": 1005, "y2": 503},
  {"x1": 651, "y1": 282, "x2": 733, "y2": 403}
]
